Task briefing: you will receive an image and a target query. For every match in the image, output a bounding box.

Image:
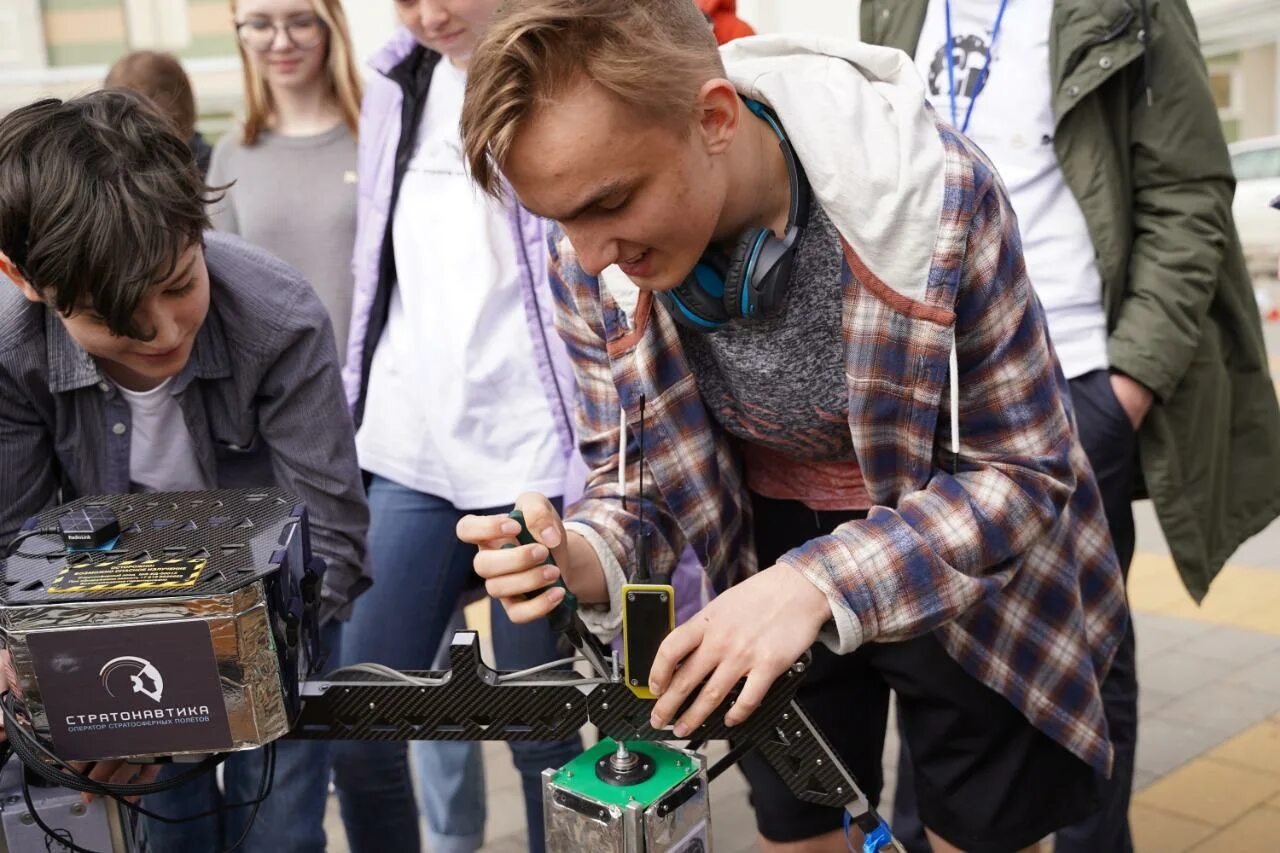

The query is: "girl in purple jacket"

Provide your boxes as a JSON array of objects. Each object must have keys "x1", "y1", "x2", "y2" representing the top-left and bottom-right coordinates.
[{"x1": 331, "y1": 3, "x2": 581, "y2": 852}]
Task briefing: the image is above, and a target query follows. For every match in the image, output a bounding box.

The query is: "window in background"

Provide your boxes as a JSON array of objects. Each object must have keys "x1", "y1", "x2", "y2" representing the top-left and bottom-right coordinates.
[
  {"x1": 1208, "y1": 54, "x2": 1243, "y2": 144},
  {"x1": 124, "y1": 0, "x2": 191, "y2": 51}
]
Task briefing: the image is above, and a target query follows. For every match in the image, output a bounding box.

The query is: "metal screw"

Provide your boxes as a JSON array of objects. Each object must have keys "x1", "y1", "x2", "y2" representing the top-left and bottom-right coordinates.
[
  {"x1": 837, "y1": 786, "x2": 844, "y2": 795},
  {"x1": 630, "y1": 677, "x2": 639, "y2": 686},
  {"x1": 628, "y1": 592, "x2": 636, "y2": 601},
  {"x1": 565, "y1": 770, "x2": 573, "y2": 778},
  {"x1": 369, "y1": 702, "x2": 376, "y2": 711},
  {"x1": 782, "y1": 713, "x2": 790, "y2": 721},
  {"x1": 70, "y1": 803, "x2": 86, "y2": 816},
  {"x1": 659, "y1": 593, "x2": 668, "y2": 603},
  {"x1": 795, "y1": 731, "x2": 802, "y2": 739},
  {"x1": 602, "y1": 703, "x2": 609, "y2": 710},
  {"x1": 19, "y1": 813, "x2": 33, "y2": 825},
  {"x1": 816, "y1": 758, "x2": 823, "y2": 766}
]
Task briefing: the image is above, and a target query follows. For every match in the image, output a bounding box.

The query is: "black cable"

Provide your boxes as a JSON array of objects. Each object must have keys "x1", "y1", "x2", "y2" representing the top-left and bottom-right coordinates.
[
  {"x1": 21, "y1": 768, "x2": 96, "y2": 853},
  {"x1": 224, "y1": 742, "x2": 275, "y2": 852},
  {"x1": 6, "y1": 719, "x2": 275, "y2": 853},
  {"x1": 4, "y1": 527, "x2": 59, "y2": 558},
  {"x1": 706, "y1": 740, "x2": 754, "y2": 784},
  {"x1": 2, "y1": 692, "x2": 271, "y2": 821},
  {"x1": 2, "y1": 692, "x2": 223, "y2": 801}
]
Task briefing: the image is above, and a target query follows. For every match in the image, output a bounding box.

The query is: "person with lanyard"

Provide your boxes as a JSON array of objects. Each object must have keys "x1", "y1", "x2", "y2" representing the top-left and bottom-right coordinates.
[
  {"x1": 454, "y1": 0, "x2": 1137, "y2": 850},
  {"x1": 860, "y1": 0, "x2": 1280, "y2": 850}
]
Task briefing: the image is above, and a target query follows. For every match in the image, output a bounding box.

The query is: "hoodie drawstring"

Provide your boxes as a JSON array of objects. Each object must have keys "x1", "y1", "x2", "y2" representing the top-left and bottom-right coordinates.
[{"x1": 949, "y1": 338, "x2": 961, "y2": 462}]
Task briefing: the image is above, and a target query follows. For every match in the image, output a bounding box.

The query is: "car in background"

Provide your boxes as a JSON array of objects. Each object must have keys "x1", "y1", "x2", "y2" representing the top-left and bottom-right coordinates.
[{"x1": 1230, "y1": 135, "x2": 1280, "y2": 283}]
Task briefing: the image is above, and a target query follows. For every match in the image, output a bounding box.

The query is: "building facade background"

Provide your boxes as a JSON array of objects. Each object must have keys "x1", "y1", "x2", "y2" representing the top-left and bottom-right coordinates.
[{"x1": 0, "y1": 1, "x2": 1275, "y2": 145}]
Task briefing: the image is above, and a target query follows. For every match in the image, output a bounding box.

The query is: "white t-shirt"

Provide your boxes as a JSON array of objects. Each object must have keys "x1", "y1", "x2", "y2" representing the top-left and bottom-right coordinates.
[
  {"x1": 356, "y1": 59, "x2": 566, "y2": 509},
  {"x1": 915, "y1": 0, "x2": 1108, "y2": 379},
  {"x1": 116, "y1": 378, "x2": 209, "y2": 492}
]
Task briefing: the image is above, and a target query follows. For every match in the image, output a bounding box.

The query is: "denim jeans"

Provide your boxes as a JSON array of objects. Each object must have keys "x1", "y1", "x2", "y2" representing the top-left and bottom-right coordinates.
[
  {"x1": 140, "y1": 621, "x2": 342, "y2": 853},
  {"x1": 332, "y1": 477, "x2": 581, "y2": 853}
]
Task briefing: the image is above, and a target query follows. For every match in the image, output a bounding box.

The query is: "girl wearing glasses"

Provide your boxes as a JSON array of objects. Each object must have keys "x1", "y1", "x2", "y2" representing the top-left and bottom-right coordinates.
[{"x1": 206, "y1": 0, "x2": 362, "y2": 364}]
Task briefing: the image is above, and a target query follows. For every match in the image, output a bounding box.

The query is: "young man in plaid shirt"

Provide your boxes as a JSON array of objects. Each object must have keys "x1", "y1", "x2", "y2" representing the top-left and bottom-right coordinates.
[{"x1": 455, "y1": 2, "x2": 1127, "y2": 850}]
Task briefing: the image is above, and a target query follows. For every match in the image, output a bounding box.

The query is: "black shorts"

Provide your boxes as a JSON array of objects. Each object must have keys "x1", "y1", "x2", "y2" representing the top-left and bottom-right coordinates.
[{"x1": 734, "y1": 494, "x2": 1101, "y2": 852}]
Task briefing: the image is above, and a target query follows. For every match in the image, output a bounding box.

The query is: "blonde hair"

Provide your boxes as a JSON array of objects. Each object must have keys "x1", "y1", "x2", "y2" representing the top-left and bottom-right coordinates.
[
  {"x1": 461, "y1": 0, "x2": 724, "y2": 196},
  {"x1": 232, "y1": 0, "x2": 363, "y2": 145}
]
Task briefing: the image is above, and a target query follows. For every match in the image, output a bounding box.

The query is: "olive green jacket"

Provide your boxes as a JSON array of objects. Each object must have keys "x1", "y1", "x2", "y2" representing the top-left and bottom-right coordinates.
[{"x1": 862, "y1": 0, "x2": 1280, "y2": 599}]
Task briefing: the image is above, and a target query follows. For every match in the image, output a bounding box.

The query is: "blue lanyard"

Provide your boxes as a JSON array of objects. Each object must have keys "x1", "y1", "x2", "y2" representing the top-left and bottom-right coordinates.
[{"x1": 943, "y1": 0, "x2": 1011, "y2": 133}]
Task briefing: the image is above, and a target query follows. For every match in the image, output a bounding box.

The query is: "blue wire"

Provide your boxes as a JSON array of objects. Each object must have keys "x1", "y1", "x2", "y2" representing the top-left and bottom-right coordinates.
[{"x1": 943, "y1": 0, "x2": 958, "y2": 128}]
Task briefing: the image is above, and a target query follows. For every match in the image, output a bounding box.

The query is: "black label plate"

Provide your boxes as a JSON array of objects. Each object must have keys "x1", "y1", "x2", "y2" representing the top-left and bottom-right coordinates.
[{"x1": 27, "y1": 621, "x2": 232, "y2": 760}]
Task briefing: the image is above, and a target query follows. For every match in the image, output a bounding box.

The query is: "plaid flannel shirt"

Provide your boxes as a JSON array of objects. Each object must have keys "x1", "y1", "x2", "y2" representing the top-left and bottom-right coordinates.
[{"x1": 549, "y1": 123, "x2": 1126, "y2": 775}]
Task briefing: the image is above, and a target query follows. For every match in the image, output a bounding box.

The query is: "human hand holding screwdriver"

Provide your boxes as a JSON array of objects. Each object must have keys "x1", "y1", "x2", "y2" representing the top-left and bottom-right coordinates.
[{"x1": 457, "y1": 494, "x2": 834, "y2": 734}]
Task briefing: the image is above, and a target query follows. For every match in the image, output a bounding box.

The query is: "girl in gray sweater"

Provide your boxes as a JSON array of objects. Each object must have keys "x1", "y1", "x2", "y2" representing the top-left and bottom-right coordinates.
[{"x1": 207, "y1": 0, "x2": 363, "y2": 365}]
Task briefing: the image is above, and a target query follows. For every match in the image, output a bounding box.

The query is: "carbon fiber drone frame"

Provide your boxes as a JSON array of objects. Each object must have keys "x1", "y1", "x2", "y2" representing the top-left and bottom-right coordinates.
[{"x1": 291, "y1": 631, "x2": 888, "y2": 837}]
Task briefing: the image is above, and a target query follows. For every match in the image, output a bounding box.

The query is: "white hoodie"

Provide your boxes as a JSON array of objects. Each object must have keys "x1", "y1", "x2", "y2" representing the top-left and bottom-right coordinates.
[
  {"x1": 723, "y1": 35, "x2": 960, "y2": 459},
  {"x1": 721, "y1": 35, "x2": 946, "y2": 305}
]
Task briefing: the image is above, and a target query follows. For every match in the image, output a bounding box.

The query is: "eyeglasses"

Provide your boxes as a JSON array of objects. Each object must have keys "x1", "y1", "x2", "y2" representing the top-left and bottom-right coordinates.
[{"x1": 235, "y1": 14, "x2": 327, "y2": 52}]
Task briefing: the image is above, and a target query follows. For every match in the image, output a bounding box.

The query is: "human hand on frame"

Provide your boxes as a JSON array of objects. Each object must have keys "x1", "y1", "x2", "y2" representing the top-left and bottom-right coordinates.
[{"x1": 647, "y1": 564, "x2": 831, "y2": 735}]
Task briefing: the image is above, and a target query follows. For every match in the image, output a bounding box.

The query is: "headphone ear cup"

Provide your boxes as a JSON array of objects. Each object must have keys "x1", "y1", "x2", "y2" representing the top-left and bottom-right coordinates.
[
  {"x1": 656, "y1": 254, "x2": 732, "y2": 331},
  {"x1": 722, "y1": 229, "x2": 770, "y2": 321}
]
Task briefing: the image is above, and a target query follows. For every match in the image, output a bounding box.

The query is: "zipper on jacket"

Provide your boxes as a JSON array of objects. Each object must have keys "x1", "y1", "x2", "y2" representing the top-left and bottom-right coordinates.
[{"x1": 354, "y1": 46, "x2": 439, "y2": 428}]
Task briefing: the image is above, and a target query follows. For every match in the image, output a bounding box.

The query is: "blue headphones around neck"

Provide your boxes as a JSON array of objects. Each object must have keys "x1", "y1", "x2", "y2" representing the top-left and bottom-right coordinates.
[{"x1": 656, "y1": 98, "x2": 811, "y2": 332}]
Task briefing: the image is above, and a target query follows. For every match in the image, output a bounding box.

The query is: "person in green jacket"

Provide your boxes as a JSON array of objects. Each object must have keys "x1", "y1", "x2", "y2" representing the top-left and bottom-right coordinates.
[{"x1": 860, "y1": 0, "x2": 1280, "y2": 849}]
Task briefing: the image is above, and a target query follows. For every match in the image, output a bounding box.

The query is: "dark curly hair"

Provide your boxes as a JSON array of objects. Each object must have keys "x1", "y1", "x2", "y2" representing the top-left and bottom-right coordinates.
[{"x1": 0, "y1": 90, "x2": 222, "y2": 339}]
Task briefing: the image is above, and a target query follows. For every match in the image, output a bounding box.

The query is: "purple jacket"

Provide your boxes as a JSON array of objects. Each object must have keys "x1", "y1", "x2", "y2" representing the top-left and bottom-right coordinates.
[
  {"x1": 343, "y1": 30, "x2": 705, "y2": 617},
  {"x1": 344, "y1": 31, "x2": 578, "y2": 488}
]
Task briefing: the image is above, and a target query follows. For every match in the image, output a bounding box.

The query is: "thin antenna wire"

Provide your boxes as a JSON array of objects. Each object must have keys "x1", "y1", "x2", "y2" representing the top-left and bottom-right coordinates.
[
  {"x1": 636, "y1": 394, "x2": 650, "y2": 583},
  {"x1": 638, "y1": 395, "x2": 645, "y2": 513}
]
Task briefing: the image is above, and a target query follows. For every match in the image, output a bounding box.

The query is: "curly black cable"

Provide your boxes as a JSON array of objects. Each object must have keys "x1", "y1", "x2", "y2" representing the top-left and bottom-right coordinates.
[
  {"x1": 9, "y1": 738, "x2": 274, "y2": 853},
  {"x1": 2, "y1": 693, "x2": 223, "y2": 800},
  {"x1": 21, "y1": 768, "x2": 97, "y2": 853},
  {"x1": 2, "y1": 692, "x2": 275, "y2": 824}
]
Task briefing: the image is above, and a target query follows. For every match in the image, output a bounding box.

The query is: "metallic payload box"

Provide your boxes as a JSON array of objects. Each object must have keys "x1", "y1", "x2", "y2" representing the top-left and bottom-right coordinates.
[
  {"x1": 0, "y1": 489, "x2": 316, "y2": 762},
  {"x1": 543, "y1": 738, "x2": 711, "y2": 853}
]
